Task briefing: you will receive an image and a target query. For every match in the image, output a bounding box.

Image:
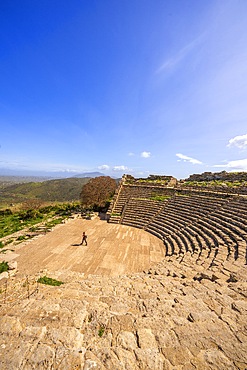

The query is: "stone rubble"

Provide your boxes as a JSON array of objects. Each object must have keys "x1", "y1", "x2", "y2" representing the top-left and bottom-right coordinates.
[{"x1": 0, "y1": 254, "x2": 246, "y2": 369}]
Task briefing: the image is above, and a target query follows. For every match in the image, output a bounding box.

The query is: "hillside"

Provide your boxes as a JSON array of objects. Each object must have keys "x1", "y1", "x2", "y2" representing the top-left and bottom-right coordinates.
[
  {"x1": 0, "y1": 176, "x2": 51, "y2": 189},
  {"x1": 0, "y1": 177, "x2": 90, "y2": 207}
]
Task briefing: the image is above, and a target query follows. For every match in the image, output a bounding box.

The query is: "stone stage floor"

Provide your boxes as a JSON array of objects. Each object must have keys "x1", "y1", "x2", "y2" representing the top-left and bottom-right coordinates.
[{"x1": 14, "y1": 217, "x2": 166, "y2": 276}]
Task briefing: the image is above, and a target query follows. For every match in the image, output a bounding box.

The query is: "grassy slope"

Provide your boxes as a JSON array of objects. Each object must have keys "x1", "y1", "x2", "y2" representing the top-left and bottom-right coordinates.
[
  {"x1": 0, "y1": 176, "x2": 51, "y2": 189},
  {"x1": 0, "y1": 177, "x2": 90, "y2": 206}
]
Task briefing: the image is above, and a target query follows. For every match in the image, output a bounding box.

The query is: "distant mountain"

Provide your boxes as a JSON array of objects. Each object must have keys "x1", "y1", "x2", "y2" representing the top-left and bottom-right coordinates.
[
  {"x1": 0, "y1": 168, "x2": 107, "y2": 179},
  {"x1": 74, "y1": 172, "x2": 105, "y2": 178},
  {"x1": 0, "y1": 168, "x2": 57, "y2": 177}
]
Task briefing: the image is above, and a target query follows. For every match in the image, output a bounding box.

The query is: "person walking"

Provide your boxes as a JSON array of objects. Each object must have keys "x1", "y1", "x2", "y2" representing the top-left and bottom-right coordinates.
[{"x1": 80, "y1": 232, "x2": 88, "y2": 246}]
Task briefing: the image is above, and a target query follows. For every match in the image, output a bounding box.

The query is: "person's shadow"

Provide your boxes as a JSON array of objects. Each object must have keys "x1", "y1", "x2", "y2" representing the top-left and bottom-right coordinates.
[{"x1": 71, "y1": 243, "x2": 81, "y2": 246}]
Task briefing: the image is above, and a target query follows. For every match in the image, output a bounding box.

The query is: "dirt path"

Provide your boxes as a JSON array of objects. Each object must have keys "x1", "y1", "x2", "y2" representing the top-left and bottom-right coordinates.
[{"x1": 13, "y1": 217, "x2": 166, "y2": 276}]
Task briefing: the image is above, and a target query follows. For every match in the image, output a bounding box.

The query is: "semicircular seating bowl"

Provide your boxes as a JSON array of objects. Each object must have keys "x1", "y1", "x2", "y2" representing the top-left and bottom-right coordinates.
[{"x1": 108, "y1": 179, "x2": 247, "y2": 278}]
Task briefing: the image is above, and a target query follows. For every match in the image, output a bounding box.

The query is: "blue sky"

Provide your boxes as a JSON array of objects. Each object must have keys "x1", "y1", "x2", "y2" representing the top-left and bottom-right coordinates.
[{"x1": 1, "y1": 0, "x2": 247, "y2": 179}]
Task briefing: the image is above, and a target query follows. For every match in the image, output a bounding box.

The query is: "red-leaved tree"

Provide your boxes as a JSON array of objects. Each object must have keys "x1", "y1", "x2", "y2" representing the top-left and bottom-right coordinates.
[{"x1": 80, "y1": 176, "x2": 117, "y2": 209}]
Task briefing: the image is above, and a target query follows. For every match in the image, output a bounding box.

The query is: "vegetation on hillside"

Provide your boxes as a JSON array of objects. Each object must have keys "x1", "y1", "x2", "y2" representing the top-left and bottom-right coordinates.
[
  {"x1": 0, "y1": 176, "x2": 51, "y2": 189},
  {"x1": 126, "y1": 178, "x2": 172, "y2": 186},
  {"x1": 80, "y1": 176, "x2": 117, "y2": 210},
  {"x1": 0, "y1": 202, "x2": 80, "y2": 239},
  {"x1": 0, "y1": 175, "x2": 119, "y2": 242},
  {"x1": 180, "y1": 179, "x2": 247, "y2": 188},
  {"x1": 0, "y1": 177, "x2": 90, "y2": 207}
]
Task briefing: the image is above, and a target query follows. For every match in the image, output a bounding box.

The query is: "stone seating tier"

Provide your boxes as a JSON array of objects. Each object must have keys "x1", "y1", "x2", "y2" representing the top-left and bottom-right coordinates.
[{"x1": 108, "y1": 179, "x2": 247, "y2": 269}]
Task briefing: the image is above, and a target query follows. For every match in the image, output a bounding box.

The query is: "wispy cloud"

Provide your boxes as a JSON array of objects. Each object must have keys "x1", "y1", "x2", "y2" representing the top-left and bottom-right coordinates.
[
  {"x1": 141, "y1": 151, "x2": 151, "y2": 158},
  {"x1": 176, "y1": 153, "x2": 203, "y2": 165},
  {"x1": 156, "y1": 35, "x2": 203, "y2": 74},
  {"x1": 213, "y1": 158, "x2": 247, "y2": 171},
  {"x1": 98, "y1": 164, "x2": 110, "y2": 170},
  {"x1": 128, "y1": 152, "x2": 135, "y2": 156},
  {"x1": 0, "y1": 160, "x2": 23, "y2": 167},
  {"x1": 0, "y1": 159, "x2": 89, "y2": 173},
  {"x1": 227, "y1": 134, "x2": 247, "y2": 149}
]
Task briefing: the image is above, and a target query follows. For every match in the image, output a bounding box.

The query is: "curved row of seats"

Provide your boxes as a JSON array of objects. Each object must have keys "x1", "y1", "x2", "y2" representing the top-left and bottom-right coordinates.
[
  {"x1": 110, "y1": 190, "x2": 247, "y2": 269},
  {"x1": 121, "y1": 198, "x2": 166, "y2": 228}
]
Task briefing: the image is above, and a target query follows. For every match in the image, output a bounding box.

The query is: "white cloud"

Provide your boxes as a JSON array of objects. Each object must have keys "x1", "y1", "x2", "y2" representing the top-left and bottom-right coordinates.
[
  {"x1": 141, "y1": 151, "x2": 151, "y2": 158},
  {"x1": 227, "y1": 134, "x2": 247, "y2": 149},
  {"x1": 128, "y1": 152, "x2": 135, "y2": 156},
  {"x1": 56, "y1": 169, "x2": 79, "y2": 173},
  {"x1": 98, "y1": 164, "x2": 110, "y2": 170},
  {"x1": 113, "y1": 165, "x2": 128, "y2": 171},
  {"x1": 41, "y1": 163, "x2": 87, "y2": 172},
  {"x1": 213, "y1": 158, "x2": 247, "y2": 171},
  {"x1": 176, "y1": 153, "x2": 202, "y2": 165}
]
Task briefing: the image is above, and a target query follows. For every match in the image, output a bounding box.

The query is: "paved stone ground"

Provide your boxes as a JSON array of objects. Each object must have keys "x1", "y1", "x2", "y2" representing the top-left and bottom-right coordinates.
[
  {"x1": 12, "y1": 217, "x2": 165, "y2": 277},
  {"x1": 0, "y1": 217, "x2": 246, "y2": 369}
]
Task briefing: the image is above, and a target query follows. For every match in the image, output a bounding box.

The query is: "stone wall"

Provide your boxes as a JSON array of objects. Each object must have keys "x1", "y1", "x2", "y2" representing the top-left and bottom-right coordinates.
[{"x1": 185, "y1": 170, "x2": 247, "y2": 182}]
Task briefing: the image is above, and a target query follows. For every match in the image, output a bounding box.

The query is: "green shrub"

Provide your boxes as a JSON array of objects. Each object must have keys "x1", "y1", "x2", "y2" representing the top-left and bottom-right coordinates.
[
  {"x1": 0, "y1": 209, "x2": 12, "y2": 216},
  {"x1": 44, "y1": 218, "x2": 64, "y2": 228},
  {"x1": 37, "y1": 276, "x2": 64, "y2": 286},
  {"x1": 0, "y1": 249, "x2": 11, "y2": 254},
  {"x1": 39, "y1": 205, "x2": 53, "y2": 213},
  {"x1": 0, "y1": 241, "x2": 4, "y2": 248},
  {"x1": 29, "y1": 226, "x2": 37, "y2": 232},
  {"x1": 17, "y1": 235, "x2": 26, "y2": 241},
  {"x1": 98, "y1": 326, "x2": 105, "y2": 337},
  {"x1": 19, "y1": 209, "x2": 42, "y2": 221},
  {"x1": 5, "y1": 239, "x2": 14, "y2": 245},
  {"x1": 0, "y1": 261, "x2": 9, "y2": 273}
]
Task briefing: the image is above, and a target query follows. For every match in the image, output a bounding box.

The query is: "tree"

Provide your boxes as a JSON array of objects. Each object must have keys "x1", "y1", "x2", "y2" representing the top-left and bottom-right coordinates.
[
  {"x1": 80, "y1": 176, "x2": 117, "y2": 210},
  {"x1": 21, "y1": 199, "x2": 43, "y2": 211},
  {"x1": 19, "y1": 199, "x2": 43, "y2": 220}
]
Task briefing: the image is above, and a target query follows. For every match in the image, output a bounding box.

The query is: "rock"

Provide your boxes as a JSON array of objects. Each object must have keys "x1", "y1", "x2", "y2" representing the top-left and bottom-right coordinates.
[
  {"x1": 8, "y1": 260, "x2": 18, "y2": 270},
  {"x1": 134, "y1": 348, "x2": 164, "y2": 370},
  {"x1": 73, "y1": 310, "x2": 88, "y2": 329},
  {"x1": 0, "y1": 271, "x2": 8, "y2": 280},
  {"x1": 204, "y1": 349, "x2": 236, "y2": 369},
  {"x1": 227, "y1": 273, "x2": 238, "y2": 283},
  {"x1": 193, "y1": 272, "x2": 216, "y2": 282},
  {"x1": 187, "y1": 313, "x2": 195, "y2": 322},
  {"x1": 136, "y1": 328, "x2": 157, "y2": 349},
  {"x1": 161, "y1": 346, "x2": 193, "y2": 366},
  {"x1": 113, "y1": 347, "x2": 140, "y2": 370},
  {"x1": 117, "y1": 331, "x2": 137, "y2": 350},
  {"x1": 231, "y1": 300, "x2": 247, "y2": 314},
  {"x1": 83, "y1": 359, "x2": 102, "y2": 370},
  {"x1": 47, "y1": 327, "x2": 84, "y2": 350},
  {"x1": 20, "y1": 326, "x2": 47, "y2": 340},
  {"x1": 0, "y1": 316, "x2": 23, "y2": 336},
  {"x1": 28, "y1": 344, "x2": 55, "y2": 367}
]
